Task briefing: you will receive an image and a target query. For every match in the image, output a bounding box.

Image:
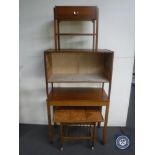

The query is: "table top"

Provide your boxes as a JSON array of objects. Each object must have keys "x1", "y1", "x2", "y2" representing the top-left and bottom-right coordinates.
[
  {"x1": 53, "y1": 108, "x2": 104, "y2": 123},
  {"x1": 47, "y1": 87, "x2": 109, "y2": 106}
]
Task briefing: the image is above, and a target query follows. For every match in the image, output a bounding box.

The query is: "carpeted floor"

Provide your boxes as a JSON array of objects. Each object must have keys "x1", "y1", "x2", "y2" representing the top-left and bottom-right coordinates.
[{"x1": 19, "y1": 125, "x2": 134, "y2": 155}]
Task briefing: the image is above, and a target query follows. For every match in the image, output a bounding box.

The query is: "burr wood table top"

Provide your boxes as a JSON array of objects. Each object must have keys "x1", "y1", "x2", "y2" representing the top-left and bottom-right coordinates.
[{"x1": 53, "y1": 108, "x2": 104, "y2": 123}]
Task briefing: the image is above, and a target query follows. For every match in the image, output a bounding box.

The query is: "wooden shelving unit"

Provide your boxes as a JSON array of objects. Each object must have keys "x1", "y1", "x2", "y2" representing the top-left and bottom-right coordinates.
[{"x1": 44, "y1": 6, "x2": 114, "y2": 150}]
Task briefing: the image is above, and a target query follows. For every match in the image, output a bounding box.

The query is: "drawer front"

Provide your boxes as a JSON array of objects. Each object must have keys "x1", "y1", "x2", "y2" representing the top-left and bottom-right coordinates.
[{"x1": 54, "y1": 6, "x2": 98, "y2": 20}]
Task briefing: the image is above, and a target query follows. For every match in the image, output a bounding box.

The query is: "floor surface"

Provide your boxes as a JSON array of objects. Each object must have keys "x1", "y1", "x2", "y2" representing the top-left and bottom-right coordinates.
[{"x1": 20, "y1": 125, "x2": 134, "y2": 155}]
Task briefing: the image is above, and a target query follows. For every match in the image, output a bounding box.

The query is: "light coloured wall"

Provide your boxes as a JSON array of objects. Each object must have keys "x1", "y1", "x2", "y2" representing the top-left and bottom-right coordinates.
[{"x1": 19, "y1": 0, "x2": 134, "y2": 126}]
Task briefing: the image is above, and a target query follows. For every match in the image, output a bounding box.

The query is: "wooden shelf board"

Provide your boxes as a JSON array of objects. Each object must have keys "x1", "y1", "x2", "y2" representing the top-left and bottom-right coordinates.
[
  {"x1": 48, "y1": 73, "x2": 109, "y2": 83},
  {"x1": 47, "y1": 88, "x2": 109, "y2": 106}
]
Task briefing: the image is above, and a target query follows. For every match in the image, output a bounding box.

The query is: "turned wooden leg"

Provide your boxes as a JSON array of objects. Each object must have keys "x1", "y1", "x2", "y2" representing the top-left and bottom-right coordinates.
[
  {"x1": 103, "y1": 104, "x2": 109, "y2": 144},
  {"x1": 47, "y1": 101, "x2": 52, "y2": 143}
]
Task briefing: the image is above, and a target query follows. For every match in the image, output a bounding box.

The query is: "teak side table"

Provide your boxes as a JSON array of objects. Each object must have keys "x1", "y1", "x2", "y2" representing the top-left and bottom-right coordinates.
[{"x1": 53, "y1": 107, "x2": 104, "y2": 150}]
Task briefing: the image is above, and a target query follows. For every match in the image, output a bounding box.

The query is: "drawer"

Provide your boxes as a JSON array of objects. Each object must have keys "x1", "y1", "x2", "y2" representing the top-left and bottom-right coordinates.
[{"x1": 54, "y1": 6, "x2": 98, "y2": 20}]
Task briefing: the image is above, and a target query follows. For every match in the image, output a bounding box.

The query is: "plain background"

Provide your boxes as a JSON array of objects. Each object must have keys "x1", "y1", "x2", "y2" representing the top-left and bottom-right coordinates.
[{"x1": 19, "y1": 0, "x2": 134, "y2": 126}]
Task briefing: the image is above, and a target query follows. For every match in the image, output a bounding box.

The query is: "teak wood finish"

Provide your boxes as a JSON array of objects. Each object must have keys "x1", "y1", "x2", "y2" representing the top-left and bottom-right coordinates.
[
  {"x1": 44, "y1": 49, "x2": 114, "y2": 145},
  {"x1": 54, "y1": 6, "x2": 99, "y2": 50}
]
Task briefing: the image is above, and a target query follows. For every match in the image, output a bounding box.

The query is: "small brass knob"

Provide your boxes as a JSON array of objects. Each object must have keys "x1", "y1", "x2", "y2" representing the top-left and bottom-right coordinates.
[
  {"x1": 73, "y1": 11, "x2": 77, "y2": 15},
  {"x1": 73, "y1": 11, "x2": 79, "y2": 16}
]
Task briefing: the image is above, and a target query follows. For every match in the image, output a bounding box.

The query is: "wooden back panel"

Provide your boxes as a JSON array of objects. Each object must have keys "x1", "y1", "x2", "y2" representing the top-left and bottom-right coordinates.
[{"x1": 51, "y1": 52, "x2": 105, "y2": 74}]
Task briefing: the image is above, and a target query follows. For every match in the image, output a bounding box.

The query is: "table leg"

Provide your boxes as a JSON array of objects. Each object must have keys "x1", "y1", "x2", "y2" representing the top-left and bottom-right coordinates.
[
  {"x1": 91, "y1": 123, "x2": 96, "y2": 150},
  {"x1": 98, "y1": 106, "x2": 102, "y2": 128},
  {"x1": 60, "y1": 123, "x2": 64, "y2": 151},
  {"x1": 47, "y1": 101, "x2": 52, "y2": 143},
  {"x1": 103, "y1": 104, "x2": 109, "y2": 144}
]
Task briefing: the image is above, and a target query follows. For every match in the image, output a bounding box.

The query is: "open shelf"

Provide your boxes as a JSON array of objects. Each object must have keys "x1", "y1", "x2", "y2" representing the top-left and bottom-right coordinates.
[{"x1": 44, "y1": 50, "x2": 113, "y2": 84}]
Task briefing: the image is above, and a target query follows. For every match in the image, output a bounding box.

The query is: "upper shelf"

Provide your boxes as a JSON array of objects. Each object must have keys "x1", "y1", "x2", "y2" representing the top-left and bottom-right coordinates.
[{"x1": 44, "y1": 49, "x2": 114, "y2": 83}]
